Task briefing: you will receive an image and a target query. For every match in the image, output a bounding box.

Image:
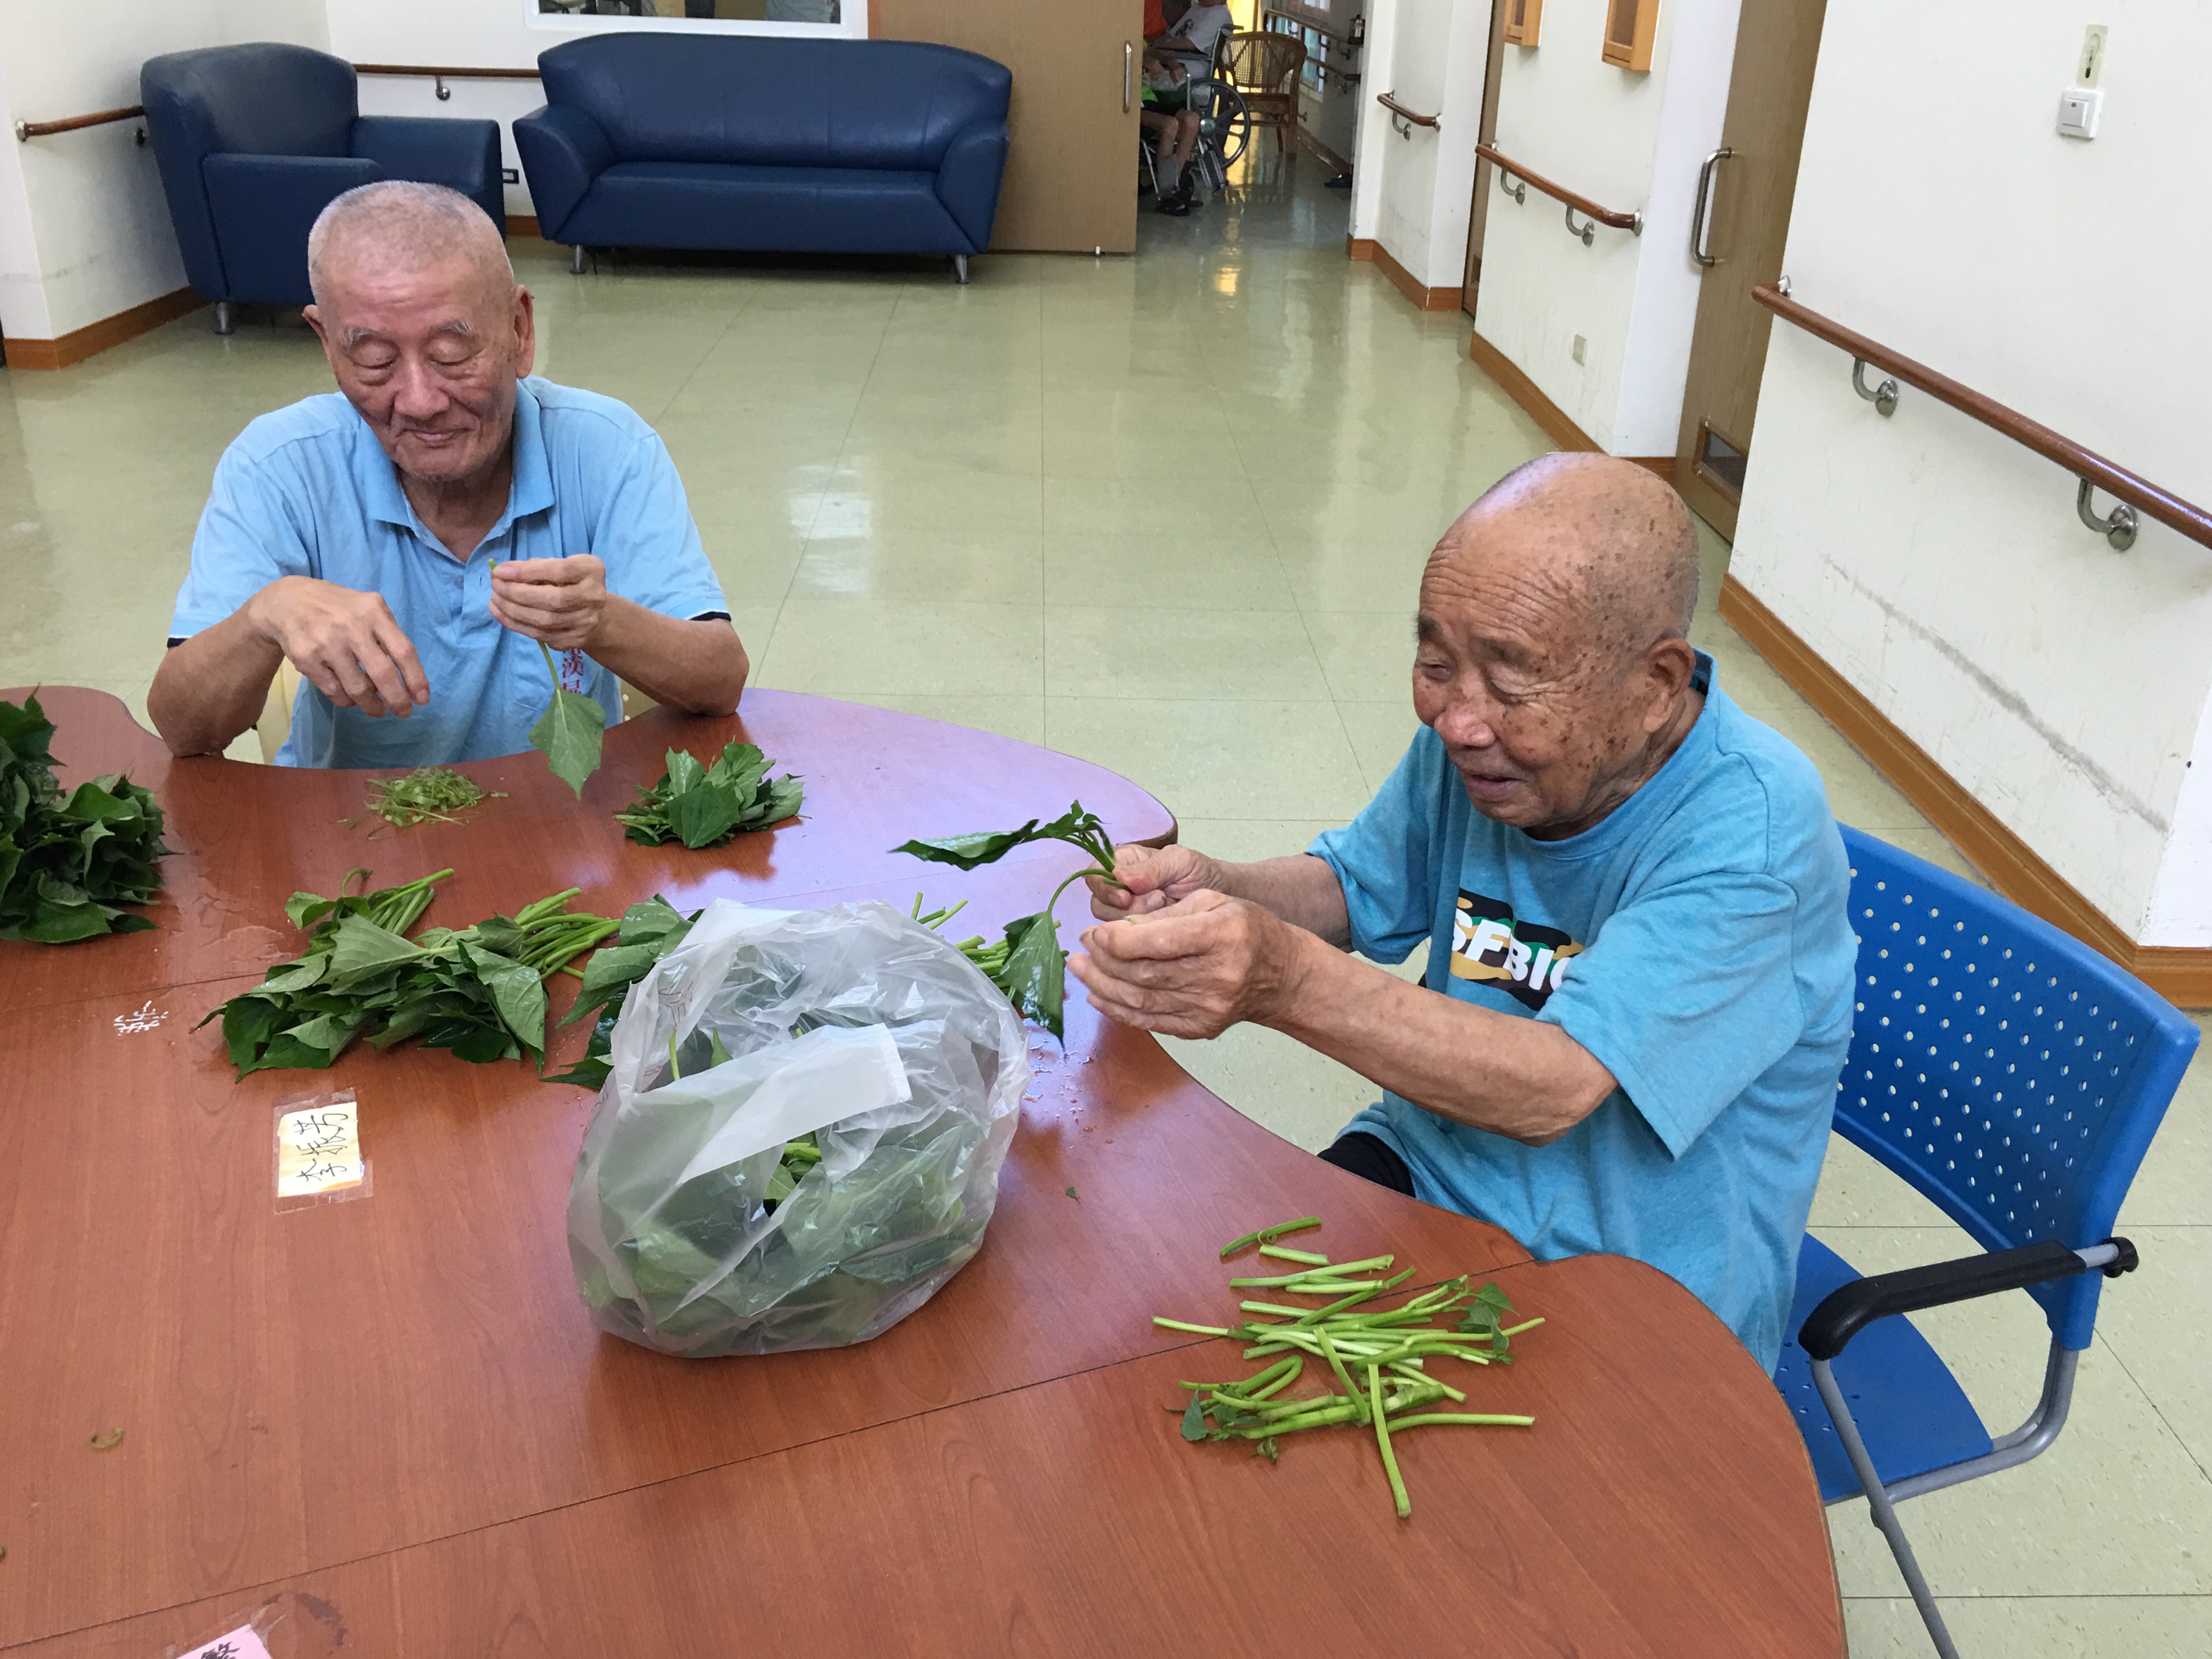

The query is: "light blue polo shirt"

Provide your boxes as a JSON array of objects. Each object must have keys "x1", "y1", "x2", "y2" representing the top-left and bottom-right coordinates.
[
  {"x1": 170, "y1": 376, "x2": 728, "y2": 769},
  {"x1": 1308, "y1": 659, "x2": 1855, "y2": 1372}
]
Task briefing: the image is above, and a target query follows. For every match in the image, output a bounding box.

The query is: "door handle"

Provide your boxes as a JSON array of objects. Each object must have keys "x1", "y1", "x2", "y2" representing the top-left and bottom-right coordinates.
[
  {"x1": 1690, "y1": 146, "x2": 1732, "y2": 267},
  {"x1": 1125, "y1": 42, "x2": 1133, "y2": 112}
]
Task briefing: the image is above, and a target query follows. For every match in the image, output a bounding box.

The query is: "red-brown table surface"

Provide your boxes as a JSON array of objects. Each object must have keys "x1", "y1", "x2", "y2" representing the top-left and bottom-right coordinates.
[{"x1": 0, "y1": 688, "x2": 1841, "y2": 1657}]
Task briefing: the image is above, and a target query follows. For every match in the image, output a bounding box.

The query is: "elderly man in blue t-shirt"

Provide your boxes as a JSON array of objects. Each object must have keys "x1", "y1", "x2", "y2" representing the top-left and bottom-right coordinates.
[
  {"x1": 151, "y1": 180, "x2": 747, "y2": 766},
  {"x1": 1071, "y1": 454, "x2": 1855, "y2": 1371}
]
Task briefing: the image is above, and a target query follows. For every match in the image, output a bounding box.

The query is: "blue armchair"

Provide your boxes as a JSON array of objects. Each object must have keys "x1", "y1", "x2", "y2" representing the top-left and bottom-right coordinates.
[
  {"x1": 141, "y1": 44, "x2": 505, "y2": 331},
  {"x1": 514, "y1": 34, "x2": 1011, "y2": 283}
]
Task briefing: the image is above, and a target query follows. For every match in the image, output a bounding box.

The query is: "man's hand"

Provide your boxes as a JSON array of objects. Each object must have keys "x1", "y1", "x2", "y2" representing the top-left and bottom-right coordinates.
[
  {"x1": 1087, "y1": 842, "x2": 1226, "y2": 919},
  {"x1": 1070, "y1": 889, "x2": 1313, "y2": 1040},
  {"x1": 246, "y1": 574, "x2": 429, "y2": 719},
  {"x1": 489, "y1": 554, "x2": 611, "y2": 650}
]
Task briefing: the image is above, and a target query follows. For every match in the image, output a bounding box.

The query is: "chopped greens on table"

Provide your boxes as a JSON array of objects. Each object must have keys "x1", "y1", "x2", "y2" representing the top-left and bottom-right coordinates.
[
  {"x1": 1155, "y1": 1218, "x2": 1541, "y2": 1519},
  {"x1": 362, "y1": 766, "x2": 505, "y2": 832},
  {"x1": 0, "y1": 693, "x2": 170, "y2": 943},
  {"x1": 202, "y1": 869, "x2": 622, "y2": 1077},
  {"x1": 613, "y1": 742, "x2": 803, "y2": 849},
  {"x1": 893, "y1": 801, "x2": 1126, "y2": 1040}
]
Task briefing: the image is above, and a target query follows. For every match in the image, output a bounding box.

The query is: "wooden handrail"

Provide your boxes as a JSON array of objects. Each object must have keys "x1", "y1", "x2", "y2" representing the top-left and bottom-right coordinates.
[
  {"x1": 1475, "y1": 140, "x2": 1641, "y2": 234},
  {"x1": 14, "y1": 105, "x2": 143, "y2": 142},
  {"x1": 1754, "y1": 282, "x2": 2212, "y2": 552},
  {"x1": 352, "y1": 64, "x2": 542, "y2": 79},
  {"x1": 1376, "y1": 91, "x2": 1439, "y2": 129}
]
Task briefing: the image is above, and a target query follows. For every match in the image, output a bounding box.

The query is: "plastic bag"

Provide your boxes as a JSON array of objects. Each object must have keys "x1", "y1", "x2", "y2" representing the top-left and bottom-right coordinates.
[{"x1": 566, "y1": 898, "x2": 1030, "y2": 1357}]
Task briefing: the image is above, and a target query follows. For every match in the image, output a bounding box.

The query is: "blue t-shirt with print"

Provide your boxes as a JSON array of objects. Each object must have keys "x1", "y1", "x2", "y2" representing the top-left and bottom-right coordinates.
[
  {"x1": 1308, "y1": 658, "x2": 1855, "y2": 1372},
  {"x1": 169, "y1": 376, "x2": 728, "y2": 769}
]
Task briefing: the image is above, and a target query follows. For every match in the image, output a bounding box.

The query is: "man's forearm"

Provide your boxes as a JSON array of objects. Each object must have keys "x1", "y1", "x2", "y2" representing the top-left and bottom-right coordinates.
[
  {"x1": 1209, "y1": 853, "x2": 1352, "y2": 947},
  {"x1": 583, "y1": 600, "x2": 749, "y2": 715},
  {"x1": 148, "y1": 613, "x2": 285, "y2": 757},
  {"x1": 1268, "y1": 932, "x2": 1617, "y2": 1146}
]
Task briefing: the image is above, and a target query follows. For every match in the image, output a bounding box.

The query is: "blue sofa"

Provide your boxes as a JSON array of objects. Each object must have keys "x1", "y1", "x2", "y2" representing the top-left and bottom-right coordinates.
[
  {"x1": 142, "y1": 44, "x2": 504, "y2": 331},
  {"x1": 513, "y1": 35, "x2": 1011, "y2": 283}
]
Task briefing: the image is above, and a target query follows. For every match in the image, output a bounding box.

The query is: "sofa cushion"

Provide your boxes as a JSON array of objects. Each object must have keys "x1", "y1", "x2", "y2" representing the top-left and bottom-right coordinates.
[
  {"x1": 563, "y1": 161, "x2": 971, "y2": 255},
  {"x1": 535, "y1": 35, "x2": 1011, "y2": 173}
]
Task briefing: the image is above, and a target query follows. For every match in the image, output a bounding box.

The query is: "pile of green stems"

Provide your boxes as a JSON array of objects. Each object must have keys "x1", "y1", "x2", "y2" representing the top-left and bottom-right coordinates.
[
  {"x1": 356, "y1": 868, "x2": 447, "y2": 936},
  {"x1": 511, "y1": 888, "x2": 623, "y2": 977},
  {"x1": 912, "y1": 895, "x2": 1012, "y2": 980},
  {"x1": 1157, "y1": 1260, "x2": 1542, "y2": 1519}
]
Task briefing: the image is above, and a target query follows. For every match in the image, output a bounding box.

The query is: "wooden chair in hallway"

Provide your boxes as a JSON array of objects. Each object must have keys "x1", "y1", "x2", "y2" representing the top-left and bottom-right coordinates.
[{"x1": 1223, "y1": 32, "x2": 1305, "y2": 153}]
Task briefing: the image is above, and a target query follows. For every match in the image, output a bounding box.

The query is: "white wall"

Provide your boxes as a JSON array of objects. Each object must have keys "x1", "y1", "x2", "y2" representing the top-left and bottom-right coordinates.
[
  {"x1": 1468, "y1": 0, "x2": 1737, "y2": 455},
  {"x1": 0, "y1": 0, "x2": 331, "y2": 342},
  {"x1": 1733, "y1": 1, "x2": 2212, "y2": 945},
  {"x1": 1349, "y1": 0, "x2": 1490, "y2": 291}
]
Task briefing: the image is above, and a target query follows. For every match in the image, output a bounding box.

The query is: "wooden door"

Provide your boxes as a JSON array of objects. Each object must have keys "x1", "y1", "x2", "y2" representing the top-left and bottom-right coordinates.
[
  {"x1": 876, "y1": 0, "x2": 1141, "y2": 253},
  {"x1": 1461, "y1": 0, "x2": 1508, "y2": 316},
  {"x1": 1670, "y1": 0, "x2": 1827, "y2": 537}
]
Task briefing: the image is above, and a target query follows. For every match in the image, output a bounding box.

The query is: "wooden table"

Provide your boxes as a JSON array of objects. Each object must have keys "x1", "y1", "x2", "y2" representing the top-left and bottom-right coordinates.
[{"x1": 0, "y1": 688, "x2": 1842, "y2": 1658}]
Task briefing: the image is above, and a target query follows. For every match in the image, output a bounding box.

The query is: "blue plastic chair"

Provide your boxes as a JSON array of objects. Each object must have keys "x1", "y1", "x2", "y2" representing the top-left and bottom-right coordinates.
[{"x1": 1773, "y1": 827, "x2": 2197, "y2": 1658}]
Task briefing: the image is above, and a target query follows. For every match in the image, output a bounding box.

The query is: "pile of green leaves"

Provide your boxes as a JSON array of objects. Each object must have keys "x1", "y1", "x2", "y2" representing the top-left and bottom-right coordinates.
[
  {"x1": 203, "y1": 870, "x2": 621, "y2": 1078},
  {"x1": 363, "y1": 766, "x2": 505, "y2": 832},
  {"x1": 1154, "y1": 1217, "x2": 1542, "y2": 1519},
  {"x1": 0, "y1": 694, "x2": 170, "y2": 943},
  {"x1": 614, "y1": 742, "x2": 803, "y2": 849},
  {"x1": 548, "y1": 894, "x2": 699, "y2": 1090},
  {"x1": 893, "y1": 802, "x2": 1123, "y2": 1040}
]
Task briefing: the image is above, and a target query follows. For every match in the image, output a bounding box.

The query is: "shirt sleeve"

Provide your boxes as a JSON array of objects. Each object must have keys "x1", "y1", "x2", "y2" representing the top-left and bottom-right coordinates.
[
  {"x1": 1305, "y1": 729, "x2": 1440, "y2": 966},
  {"x1": 587, "y1": 429, "x2": 729, "y2": 622},
  {"x1": 1540, "y1": 869, "x2": 1807, "y2": 1159},
  {"x1": 168, "y1": 444, "x2": 315, "y2": 641}
]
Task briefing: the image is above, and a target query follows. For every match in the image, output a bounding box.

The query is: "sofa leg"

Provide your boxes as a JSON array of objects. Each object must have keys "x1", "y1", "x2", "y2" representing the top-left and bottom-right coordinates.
[
  {"x1": 953, "y1": 253, "x2": 970, "y2": 285},
  {"x1": 213, "y1": 301, "x2": 235, "y2": 336},
  {"x1": 571, "y1": 245, "x2": 586, "y2": 275}
]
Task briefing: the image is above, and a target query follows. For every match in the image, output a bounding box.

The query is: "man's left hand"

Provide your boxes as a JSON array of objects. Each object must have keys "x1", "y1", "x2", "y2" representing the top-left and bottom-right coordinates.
[
  {"x1": 1069, "y1": 890, "x2": 1311, "y2": 1040},
  {"x1": 490, "y1": 555, "x2": 611, "y2": 650}
]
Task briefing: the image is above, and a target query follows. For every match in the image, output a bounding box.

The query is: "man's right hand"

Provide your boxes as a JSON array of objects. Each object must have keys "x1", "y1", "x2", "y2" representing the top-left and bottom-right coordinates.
[
  {"x1": 1088, "y1": 842, "x2": 1227, "y2": 919},
  {"x1": 247, "y1": 575, "x2": 430, "y2": 718}
]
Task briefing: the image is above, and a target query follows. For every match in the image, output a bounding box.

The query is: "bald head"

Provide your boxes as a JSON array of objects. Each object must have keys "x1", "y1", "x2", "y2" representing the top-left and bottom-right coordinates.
[
  {"x1": 307, "y1": 180, "x2": 513, "y2": 315},
  {"x1": 1434, "y1": 453, "x2": 1700, "y2": 669}
]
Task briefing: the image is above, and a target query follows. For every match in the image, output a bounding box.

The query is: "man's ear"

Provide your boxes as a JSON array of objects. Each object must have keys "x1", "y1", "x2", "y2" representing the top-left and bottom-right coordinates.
[
  {"x1": 511, "y1": 285, "x2": 538, "y2": 379},
  {"x1": 1640, "y1": 636, "x2": 1697, "y2": 731}
]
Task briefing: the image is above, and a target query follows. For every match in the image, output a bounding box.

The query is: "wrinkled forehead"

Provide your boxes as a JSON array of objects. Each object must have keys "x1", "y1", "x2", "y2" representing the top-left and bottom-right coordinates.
[{"x1": 320, "y1": 251, "x2": 509, "y2": 340}]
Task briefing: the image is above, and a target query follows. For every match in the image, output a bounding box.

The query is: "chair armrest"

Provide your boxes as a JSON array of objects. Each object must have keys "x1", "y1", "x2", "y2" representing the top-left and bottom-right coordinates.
[
  {"x1": 1799, "y1": 1237, "x2": 2137, "y2": 1362},
  {"x1": 932, "y1": 120, "x2": 1009, "y2": 252},
  {"x1": 351, "y1": 115, "x2": 504, "y2": 228},
  {"x1": 512, "y1": 104, "x2": 614, "y2": 242}
]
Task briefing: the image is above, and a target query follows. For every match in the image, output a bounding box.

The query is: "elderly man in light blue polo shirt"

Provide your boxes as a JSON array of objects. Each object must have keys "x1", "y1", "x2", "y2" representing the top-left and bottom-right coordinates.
[{"x1": 151, "y1": 180, "x2": 747, "y2": 767}]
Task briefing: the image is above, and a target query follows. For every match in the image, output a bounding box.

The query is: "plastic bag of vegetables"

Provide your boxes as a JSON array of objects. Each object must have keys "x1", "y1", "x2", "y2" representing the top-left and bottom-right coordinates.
[{"x1": 566, "y1": 897, "x2": 1030, "y2": 1357}]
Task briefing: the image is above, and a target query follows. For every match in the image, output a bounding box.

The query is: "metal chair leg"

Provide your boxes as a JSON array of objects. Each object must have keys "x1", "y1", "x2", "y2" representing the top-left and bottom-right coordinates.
[
  {"x1": 570, "y1": 245, "x2": 586, "y2": 275},
  {"x1": 1811, "y1": 1358, "x2": 1962, "y2": 1659},
  {"x1": 953, "y1": 253, "x2": 970, "y2": 284},
  {"x1": 214, "y1": 301, "x2": 234, "y2": 336}
]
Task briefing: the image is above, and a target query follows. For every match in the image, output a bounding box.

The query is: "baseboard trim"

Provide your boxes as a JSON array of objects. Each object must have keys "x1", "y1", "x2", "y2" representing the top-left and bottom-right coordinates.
[
  {"x1": 505, "y1": 213, "x2": 542, "y2": 238},
  {"x1": 2, "y1": 286, "x2": 204, "y2": 370},
  {"x1": 1346, "y1": 235, "x2": 1461, "y2": 311},
  {"x1": 1465, "y1": 326, "x2": 1672, "y2": 479},
  {"x1": 1718, "y1": 573, "x2": 2212, "y2": 1007}
]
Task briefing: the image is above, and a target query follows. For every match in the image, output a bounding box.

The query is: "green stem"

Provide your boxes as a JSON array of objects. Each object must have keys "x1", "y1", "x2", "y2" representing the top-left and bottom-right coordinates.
[
  {"x1": 1369, "y1": 1365, "x2": 1411, "y2": 1520},
  {"x1": 1381, "y1": 1414, "x2": 1534, "y2": 1430},
  {"x1": 1258, "y1": 1244, "x2": 1330, "y2": 1266},
  {"x1": 1153, "y1": 1317, "x2": 1232, "y2": 1337},
  {"x1": 1220, "y1": 1215, "x2": 1322, "y2": 1259}
]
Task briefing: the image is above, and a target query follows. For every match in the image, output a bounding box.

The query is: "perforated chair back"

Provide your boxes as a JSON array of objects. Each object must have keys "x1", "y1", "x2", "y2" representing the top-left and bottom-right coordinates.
[{"x1": 1836, "y1": 827, "x2": 2196, "y2": 1349}]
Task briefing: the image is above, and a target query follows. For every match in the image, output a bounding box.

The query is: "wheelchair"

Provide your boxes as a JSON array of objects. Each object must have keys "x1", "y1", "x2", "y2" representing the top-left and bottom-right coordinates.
[{"x1": 1139, "y1": 52, "x2": 1252, "y2": 204}]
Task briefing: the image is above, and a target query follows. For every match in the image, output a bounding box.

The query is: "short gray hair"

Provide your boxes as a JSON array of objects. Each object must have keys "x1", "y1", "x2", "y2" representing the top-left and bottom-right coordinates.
[{"x1": 306, "y1": 180, "x2": 512, "y2": 308}]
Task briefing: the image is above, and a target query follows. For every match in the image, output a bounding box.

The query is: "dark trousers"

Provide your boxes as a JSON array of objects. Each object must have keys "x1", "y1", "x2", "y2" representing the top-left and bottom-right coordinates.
[{"x1": 1318, "y1": 1130, "x2": 1414, "y2": 1195}]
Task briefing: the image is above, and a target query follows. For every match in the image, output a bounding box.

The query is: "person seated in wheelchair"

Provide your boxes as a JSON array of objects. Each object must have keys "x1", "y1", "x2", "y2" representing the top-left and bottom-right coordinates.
[
  {"x1": 1140, "y1": 52, "x2": 1204, "y2": 214},
  {"x1": 1069, "y1": 455, "x2": 1857, "y2": 1375}
]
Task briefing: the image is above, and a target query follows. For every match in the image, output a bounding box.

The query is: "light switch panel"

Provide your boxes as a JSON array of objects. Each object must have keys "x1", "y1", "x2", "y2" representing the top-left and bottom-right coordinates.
[{"x1": 2057, "y1": 88, "x2": 2102, "y2": 139}]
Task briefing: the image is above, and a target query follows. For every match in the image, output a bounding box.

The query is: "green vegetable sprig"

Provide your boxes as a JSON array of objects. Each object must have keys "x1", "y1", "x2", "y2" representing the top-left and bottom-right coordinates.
[
  {"x1": 895, "y1": 802, "x2": 1126, "y2": 1040},
  {"x1": 529, "y1": 639, "x2": 606, "y2": 798},
  {"x1": 1154, "y1": 1226, "x2": 1541, "y2": 1519},
  {"x1": 363, "y1": 766, "x2": 504, "y2": 832},
  {"x1": 0, "y1": 693, "x2": 170, "y2": 943},
  {"x1": 202, "y1": 873, "x2": 621, "y2": 1078},
  {"x1": 613, "y1": 742, "x2": 803, "y2": 849},
  {"x1": 547, "y1": 894, "x2": 699, "y2": 1090}
]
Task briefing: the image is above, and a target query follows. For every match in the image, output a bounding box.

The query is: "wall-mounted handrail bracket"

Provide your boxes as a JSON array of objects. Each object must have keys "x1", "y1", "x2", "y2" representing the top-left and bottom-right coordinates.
[
  {"x1": 1852, "y1": 357, "x2": 1899, "y2": 416},
  {"x1": 2078, "y1": 479, "x2": 2138, "y2": 552},
  {"x1": 1564, "y1": 204, "x2": 1595, "y2": 246},
  {"x1": 1755, "y1": 281, "x2": 2212, "y2": 556},
  {"x1": 1376, "y1": 91, "x2": 1440, "y2": 138},
  {"x1": 1496, "y1": 166, "x2": 1527, "y2": 205}
]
